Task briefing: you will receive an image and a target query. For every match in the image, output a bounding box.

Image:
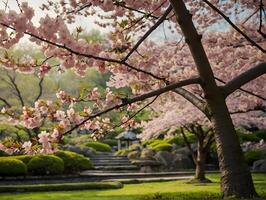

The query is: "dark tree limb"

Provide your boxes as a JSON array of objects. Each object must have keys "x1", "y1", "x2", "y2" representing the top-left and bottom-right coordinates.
[
  {"x1": 0, "y1": 97, "x2": 11, "y2": 108},
  {"x1": 35, "y1": 77, "x2": 44, "y2": 102},
  {"x1": 223, "y1": 62, "x2": 266, "y2": 97},
  {"x1": 6, "y1": 71, "x2": 24, "y2": 107}
]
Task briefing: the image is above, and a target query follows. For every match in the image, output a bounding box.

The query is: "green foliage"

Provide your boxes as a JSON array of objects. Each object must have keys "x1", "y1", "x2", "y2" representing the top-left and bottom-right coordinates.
[
  {"x1": 0, "y1": 182, "x2": 123, "y2": 193},
  {"x1": 54, "y1": 151, "x2": 93, "y2": 173},
  {"x1": 100, "y1": 139, "x2": 117, "y2": 147},
  {"x1": 0, "y1": 150, "x2": 8, "y2": 157},
  {"x1": 151, "y1": 143, "x2": 173, "y2": 152},
  {"x1": 0, "y1": 124, "x2": 28, "y2": 141},
  {"x1": 0, "y1": 158, "x2": 27, "y2": 176},
  {"x1": 254, "y1": 130, "x2": 266, "y2": 140},
  {"x1": 238, "y1": 132, "x2": 261, "y2": 143},
  {"x1": 115, "y1": 149, "x2": 132, "y2": 156},
  {"x1": 85, "y1": 141, "x2": 112, "y2": 152},
  {"x1": 27, "y1": 155, "x2": 64, "y2": 175},
  {"x1": 12, "y1": 155, "x2": 34, "y2": 164},
  {"x1": 244, "y1": 150, "x2": 266, "y2": 166}
]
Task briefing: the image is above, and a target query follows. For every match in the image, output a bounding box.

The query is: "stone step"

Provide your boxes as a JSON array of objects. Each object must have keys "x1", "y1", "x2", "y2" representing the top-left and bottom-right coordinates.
[
  {"x1": 93, "y1": 165, "x2": 139, "y2": 171},
  {"x1": 91, "y1": 160, "x2": 131, "y2": 164},
  {"x1": 103, "y1": 176, "x2": 194, "y2": 184},
  {"x1": 80, "y1": 171, "x2": 196, "y2": 179},
  {"x1": 92, "y1": 162, "x2": 134, "y2": 166}
]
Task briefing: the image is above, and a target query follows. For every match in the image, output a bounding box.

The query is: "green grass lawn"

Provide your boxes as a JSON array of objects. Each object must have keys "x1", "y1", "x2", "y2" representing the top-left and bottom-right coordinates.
[{"x1": 1, "y1": 173, "x2": 265, "y2": 200}]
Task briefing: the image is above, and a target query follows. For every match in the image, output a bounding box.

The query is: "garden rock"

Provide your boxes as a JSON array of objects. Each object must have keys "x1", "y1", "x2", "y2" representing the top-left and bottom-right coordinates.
[
  {"x1": 252, "y1": 159, "x2": 266, "y2": 172},
  {"x1": 171, "y1": 153, "x2": 194, "y2": 170},
  {"x1": 140, "y1": 149, "x2": 155, "y2": 159},
  {"x1": 154, "y1": 151, "x2": 173, "y2": 167},
  {"x1": 128, "y1": 151, "x2": 140, "y2": 160},
  {"x1": 172, "y1": 145, "x2": 196, "y2": 157}
]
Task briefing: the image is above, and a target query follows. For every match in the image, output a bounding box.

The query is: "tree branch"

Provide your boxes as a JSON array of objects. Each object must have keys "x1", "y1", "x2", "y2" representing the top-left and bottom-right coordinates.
[
  {"x1": 180, "y1": 127, "x2": 196, "y2": 164},
  {"x1": 215, "y1": 77, "x2": 266, "y2": 101},
  {"x1": 63, "y1": 77, "x2": 201, "y2": 134},
  {"x1": 0, "y1": 97, "x2": 11, "y2": 108},
  {"x1": 0, "y1": 23, "x2": 166, "y2": 81},
  {"x1": 122, "y1": 5, "x2": 172, "y2": 61},
  {"x1": 202, "y1": 0, "x2": 266, "y2": 53},
  {"x1": 173, "y1": 88, "x2": 210, "y2": 119},
  {"x1": 223, "y1": 62, "x2": 266, "y2": 97},
  {"x1": 35, "y1": 77, "x2": 44, "y2": 102},
  {"x1": 6, "y1": 71, "x2": 24, "y2": 107}
]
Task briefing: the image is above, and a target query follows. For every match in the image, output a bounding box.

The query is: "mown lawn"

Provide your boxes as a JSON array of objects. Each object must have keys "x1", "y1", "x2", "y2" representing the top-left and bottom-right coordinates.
[{"x1": 1, "y1": 173, "x2": 265, "y2": 200}]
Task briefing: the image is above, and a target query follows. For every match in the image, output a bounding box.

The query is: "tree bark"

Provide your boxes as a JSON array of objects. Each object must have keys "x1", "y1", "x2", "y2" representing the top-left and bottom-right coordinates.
[
  {"x1": 170, "y1": 0, "x2": 257, "y2": 198},
  {"x1": 195, "y1": 145, "x2": 207, "y2": 181}
]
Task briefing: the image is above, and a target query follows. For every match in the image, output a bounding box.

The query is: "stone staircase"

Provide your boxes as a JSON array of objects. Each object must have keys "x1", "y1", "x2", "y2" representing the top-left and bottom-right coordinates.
[
  {"x1": 81, "y1": 152, "x2": 194, "y2": 183},
  {"x1": 90, "y1": 152, "x2": 139, "y2": 171}
]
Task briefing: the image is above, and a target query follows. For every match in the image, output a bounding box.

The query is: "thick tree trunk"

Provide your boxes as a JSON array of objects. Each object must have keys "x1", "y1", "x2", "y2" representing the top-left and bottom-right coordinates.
[
  {"x1": 195, "y1": 145, "x2": 207, "y2": 181},
  {"x1": 170, "y1": 0, "x2": 257, "y2": 198}
]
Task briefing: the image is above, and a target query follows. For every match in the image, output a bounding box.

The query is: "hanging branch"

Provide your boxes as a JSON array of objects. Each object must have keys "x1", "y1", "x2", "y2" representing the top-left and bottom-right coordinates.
[
  {"x1": 0, "y1": 97, "x2": 11, "y2": 108},
  {"x1": 5, "y1": 71, "x2": 24, "y2": 107},
  {"x1": 63, "y1": 77, "x2": 201, "y2": 135}
]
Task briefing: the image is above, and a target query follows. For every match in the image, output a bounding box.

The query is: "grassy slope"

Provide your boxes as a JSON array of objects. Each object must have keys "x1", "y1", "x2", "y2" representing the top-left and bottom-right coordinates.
[{"x1": 1, "y1": 174, "x2": 265, "y2": 200}]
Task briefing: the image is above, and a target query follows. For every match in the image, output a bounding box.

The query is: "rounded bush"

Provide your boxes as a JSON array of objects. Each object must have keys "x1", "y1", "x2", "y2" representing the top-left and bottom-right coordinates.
[
  {"x1": 152, "y1": 143, "x2": 173, "y2": 152},
  {"x1": 244, "y1": 150, "x2": 266, "y2": 166},
  {"x1": 27, "y1": 155, "x2": 64, "y2": 175},
  {"x1": 0, "y1": 158, "x2": 27, "y2": 176},
  {"x1": 54, "y1": 151, "x2": 93, "y2": 173},
  {"x1": 13, "y1": 155, "x2": 33, "y2": 164},
  {"x1": 85, "y1": 142, "x2": 112, "y2": 152}
]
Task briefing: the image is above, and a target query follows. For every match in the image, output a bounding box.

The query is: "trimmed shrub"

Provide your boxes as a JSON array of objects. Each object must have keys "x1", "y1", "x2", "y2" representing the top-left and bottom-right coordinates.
[
  {"x1": 151, "y1": 143, "x2": 173, "y2": 152},
  {"x1": 12, "y1": 155, "x2": 33, "y2": 164},
  {"x1": 85, "y1": 142, "x2": 112, "y2": 152},
  {"x1": 54, "y1": 151, "x2": 93, "y2": 173},
  {"x1": 244, "y1": 150, "x2": 266, "y2": 166},
  {"x1": 27, "y1": 155, "x2": 64, "y2": 175},
  {"x1": 101, "y1": 139, "x2": 117, "y2": 147},
  {"x1": 0, "y1": 158, "x2": 27, "y2": 176}
]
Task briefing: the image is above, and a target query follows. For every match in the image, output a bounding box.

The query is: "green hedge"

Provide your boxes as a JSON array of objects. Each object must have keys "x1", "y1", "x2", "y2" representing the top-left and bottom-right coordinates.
[
  {"x1": 12, "y1": 155, "x2": 34, "y2": 164},
  {"x1": 54, "y1": 151, "x2": 93, "y2": 172},
  {"x1": 85, "y1": 142, "x2": 112, "y2": 152},
  {"x1": 27, "y1": 155, "x2": 64, "y2": 175},
  {"x1": 0, "y1": 182, "x2": 123, "y2": 193},
  {"x1": 0, "y1": 158, "x2": 27, "y2": 176},
  {"x1": 151, "y1": 143, "x2": 173, "y2": 152},
  {"x1": 244, "y1": 150, "x2": 266, "y2": 166},
  {"x1": 0, "y1": 150, "x2": 8, "y2": 157}
]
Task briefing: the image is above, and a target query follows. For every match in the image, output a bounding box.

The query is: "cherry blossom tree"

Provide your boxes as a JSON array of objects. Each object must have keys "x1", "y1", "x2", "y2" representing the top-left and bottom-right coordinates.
[{"x1": 0, "y1": 0, "x2": 265, "y2": 198}]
